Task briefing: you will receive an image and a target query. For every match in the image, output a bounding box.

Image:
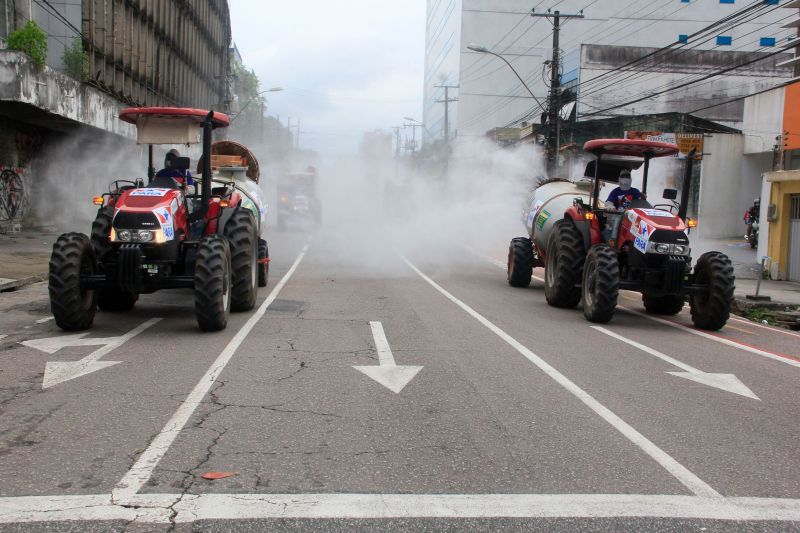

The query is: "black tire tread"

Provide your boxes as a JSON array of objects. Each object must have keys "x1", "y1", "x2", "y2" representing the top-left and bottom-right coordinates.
[
  {"x1": 194, "y1": 235, "x2": 230, "y2": 332},
  {"x1": 690, "y1": 251, "x2": 735, "y2": 331},
  {"x1": 224, "y1": 209, "x2": 257, "y2": 312},
  {"x1": 90, "y1": 206, "x2": 113, "y2": 262},
  {"x1": 545, "y1": 219, "x2": 585, "y2": 308},
  {"x1": 258, "y1": 238, "x2": 269, "y2": 287},
  {"x1": 582, "y1": 244, "x2": 619, "y2": 323},
  {"x1": 508, "y1": 237, "x2": 534, "y2": 287},
  {"x1": 49, "y1": 232, "x2": 97, "y2": 331}
]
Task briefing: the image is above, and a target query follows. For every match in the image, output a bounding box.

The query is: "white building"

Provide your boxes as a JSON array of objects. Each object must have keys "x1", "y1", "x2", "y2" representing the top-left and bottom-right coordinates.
[{"x1": 424, "y1": 0, "x2": 795, "y2": 144}]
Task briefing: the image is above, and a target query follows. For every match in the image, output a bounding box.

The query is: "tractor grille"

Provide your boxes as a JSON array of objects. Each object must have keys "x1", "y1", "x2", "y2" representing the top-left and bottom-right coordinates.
[
  {"x1": 664, "y1": 255, "x2": 686, "y2": 294},
  {"x1": 113, "y1": 211, "x2": 159, "y2": 230}
]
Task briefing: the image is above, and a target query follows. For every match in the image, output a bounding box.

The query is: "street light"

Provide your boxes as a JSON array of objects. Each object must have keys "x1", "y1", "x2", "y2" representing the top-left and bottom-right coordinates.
[
  {"x1": 465, "y1": 43, "x2": 546, "y2": 114},
  {"x1": 230, "y1": 87, "x2": 284, "y2": 122}
]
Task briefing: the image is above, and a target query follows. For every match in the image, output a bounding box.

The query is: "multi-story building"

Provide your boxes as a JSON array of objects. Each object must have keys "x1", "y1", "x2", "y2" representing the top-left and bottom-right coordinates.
[{"x1": 424, "y1": 0, "x2": 795, "y2": 144}]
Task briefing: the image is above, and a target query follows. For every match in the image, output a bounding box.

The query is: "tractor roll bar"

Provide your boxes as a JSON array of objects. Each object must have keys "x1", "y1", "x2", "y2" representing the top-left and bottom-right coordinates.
[
  {"x1": 678, "y1": 148, "x2": 697, "y2": 222},
  {"x1": 189, "y1": 111, "x2": 215, "y2": 223}
]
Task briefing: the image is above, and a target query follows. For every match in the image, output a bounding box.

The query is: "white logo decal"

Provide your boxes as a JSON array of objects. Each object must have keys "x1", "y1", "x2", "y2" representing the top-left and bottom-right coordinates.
[
  {"x1": 640, "y1": 208, "x2": 675, "y2": 218},
  {"x1": 130, "y1": 188, "x2": 171, "y2": 197}
]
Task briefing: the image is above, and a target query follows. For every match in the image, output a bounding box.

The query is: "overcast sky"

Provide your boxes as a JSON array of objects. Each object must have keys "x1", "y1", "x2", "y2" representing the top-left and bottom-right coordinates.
[{"x1": 229, "y1": 1, "x2": 426, "y2": 156}]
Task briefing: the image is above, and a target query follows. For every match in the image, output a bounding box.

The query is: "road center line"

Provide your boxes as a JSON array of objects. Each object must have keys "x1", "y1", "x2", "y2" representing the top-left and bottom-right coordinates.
[
  {"x1": 402, "y1": 256, "x2": 720, "y2": 499},
  {"x1": 112, "y1": 245, "x2": 309, "y2": 503},
  {"x1": 370, "y1": 321, "x2": 396, "y2": 366}
]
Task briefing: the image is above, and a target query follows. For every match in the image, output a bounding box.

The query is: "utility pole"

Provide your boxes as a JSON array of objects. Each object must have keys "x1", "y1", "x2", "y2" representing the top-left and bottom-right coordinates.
[
  {"x1": 435, "y1": 84, "x2": 459, "y2": 142},
  {"x1": 404, "y1": 122, "x2": 423, "y2": 153},
  {"x1": 392, "y1": 126, "x2": 402, "y2": 157},
  {"x1": 531, "y1": 8, "x2": 583, "y2": 173}
]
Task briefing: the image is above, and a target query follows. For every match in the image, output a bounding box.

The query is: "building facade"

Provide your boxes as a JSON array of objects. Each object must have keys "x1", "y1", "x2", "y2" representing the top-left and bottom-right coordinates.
[{"x1": 424, "y1": 0, "x2": 795, "y2": 143}]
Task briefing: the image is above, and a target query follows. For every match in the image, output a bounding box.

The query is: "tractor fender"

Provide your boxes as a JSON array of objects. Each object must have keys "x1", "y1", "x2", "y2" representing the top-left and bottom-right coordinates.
[
  {"x1": 216, "y1": 205, "x2": 241, "y2": 236},
  {"x1": 564, "y1": 208, "x2": 592, "y2": 252}
]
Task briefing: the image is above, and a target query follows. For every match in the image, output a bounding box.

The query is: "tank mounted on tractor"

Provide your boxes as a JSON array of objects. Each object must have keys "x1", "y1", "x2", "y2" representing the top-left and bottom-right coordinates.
[
  {"x1": 48, "y1": 107, "x2": 270, "y2": 332},
  {"x1": 508, "y1": 139, "x2": 735, "y2": 330}
]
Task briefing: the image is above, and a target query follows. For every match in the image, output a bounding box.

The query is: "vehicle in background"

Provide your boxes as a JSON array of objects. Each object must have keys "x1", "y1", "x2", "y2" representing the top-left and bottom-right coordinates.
[{"x1": 276, "y1": 167, "x2": 322, "y2": 230}]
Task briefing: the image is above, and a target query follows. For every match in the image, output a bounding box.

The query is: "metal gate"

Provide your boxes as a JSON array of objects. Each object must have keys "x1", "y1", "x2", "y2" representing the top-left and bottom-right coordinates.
[{"x1": 790, "y1": 195, "x2": 800, "y2": 282}]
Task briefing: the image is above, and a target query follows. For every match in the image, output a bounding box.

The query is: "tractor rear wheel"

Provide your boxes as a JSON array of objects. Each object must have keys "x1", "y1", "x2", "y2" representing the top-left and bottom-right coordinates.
[
  {"x1": 643, "y1": 294, "x2": 684, "y2": 315},
  {"x1": 97, "y1": 288, "x2": 138, "y2": 312},
  {"x1": 224, "y1": 209, "x2": 258, "y2": 312},
  {"x1": 690, "y1": 251, "x2": 734, "y2": 331},
  {"x1": 544, "y1": 219, "x2": 584, "y2": 308},
  {"x1": 49, "y1": 233, "x2": 97, "y2": 331},
  {"x1": 258, "y1": 238, "x2": 269, "y2": 287},
  {"x1": 194, "y1": 235, "x2": 231, "y2": 332},
  {"x1": 507, "y1": 237, "x2": 534, "y2": 287},
  {"x1": 90, "y1": 205, "x2": 113, "y2": 262},
  {"x1": 582, "y1": 244, "x2": 619, "y2": 323}
]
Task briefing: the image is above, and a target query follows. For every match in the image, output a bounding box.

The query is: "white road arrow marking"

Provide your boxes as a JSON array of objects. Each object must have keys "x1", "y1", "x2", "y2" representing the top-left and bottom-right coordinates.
[
  {"x1": 22, "y1": 318, "x2": 162, "y2": 388},
  {"x1": 354, "y1": 321, "x2": 422, "y2": 394},
  {"x1": 592, "y1": 326, "x2": 759, "y2": 400}
]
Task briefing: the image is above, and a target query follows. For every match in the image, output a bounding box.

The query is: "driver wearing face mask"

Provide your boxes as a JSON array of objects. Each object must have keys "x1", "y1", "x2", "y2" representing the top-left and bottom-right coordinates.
[{"x1": 606, "y1": 170, "x2": 642, "y2": 209}]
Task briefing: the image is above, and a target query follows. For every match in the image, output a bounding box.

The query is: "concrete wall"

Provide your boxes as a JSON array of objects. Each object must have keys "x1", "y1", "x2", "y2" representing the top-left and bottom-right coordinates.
[
  {"x1": 742, "y1": 86, "x2": 785, "y2": 154},
  {"x1": 697, "y1": 134, "x2": 745, "y2": 240},
  {"x1": 0, "y1": 50, "x2": 135, "y2": 140}
]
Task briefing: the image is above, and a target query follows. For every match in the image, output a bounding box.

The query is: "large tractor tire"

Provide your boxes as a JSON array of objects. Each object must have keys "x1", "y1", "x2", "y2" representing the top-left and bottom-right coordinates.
[
  {"x1": 258, "y1": 238, "x2": 269, "y2": 287},
  {"x1": 544, "y1": 219, "x2": 585, "y2": 308},
  {"x1": 194, "y1": 235, "x2": 231, "y2": 332},
  {"x1": 582, "y1": 244, "x2": 619, "y2": 324},
  {"x1": 643, "y1": 294, "x2": 684, "y2": 316},
  {"x1": 690, "y1": 251, "x2": 735, "y2": 331},
  {"x1": 49, "y1": 233, "x2": 97, "y2": 331},
  {"x1": 90, "y1": 205, "x2": 114, "y2": 262},
  {"x1": 507, "y1": 237, "x2": 534, "y2": 288},
  {"x1": 224, "y1": 209, "x2": 258, "y2": 312}
]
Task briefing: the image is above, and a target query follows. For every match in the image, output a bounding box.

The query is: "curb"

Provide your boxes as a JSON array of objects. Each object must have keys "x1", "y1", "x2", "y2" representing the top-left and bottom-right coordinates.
[{"x1": 0, "y1": 275, "x2": 46, "y2": 293}]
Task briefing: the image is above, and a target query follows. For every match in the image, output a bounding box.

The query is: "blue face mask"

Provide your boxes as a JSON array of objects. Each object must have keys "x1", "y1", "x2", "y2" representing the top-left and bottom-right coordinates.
[{"x1": 619, "y1": 177, "x2": 632, "y2": 191}]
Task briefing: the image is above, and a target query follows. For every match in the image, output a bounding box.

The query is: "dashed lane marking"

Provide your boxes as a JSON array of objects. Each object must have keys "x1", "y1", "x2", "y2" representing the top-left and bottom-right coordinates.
[
  {"x1": 402, "y1": 256, "x2": 721, "y2": 499},
  {"x1": 35, "y1": 316, "x2": 54, "y2": 324},
  {"x1": 112, "y1": 245, "x2": 309, "y2": 503}
]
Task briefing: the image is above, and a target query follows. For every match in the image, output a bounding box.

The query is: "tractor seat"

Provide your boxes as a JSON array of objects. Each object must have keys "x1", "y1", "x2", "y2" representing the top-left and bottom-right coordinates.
[{"x1": 148, "y1": 175, "x2": 181, "y2": 190}]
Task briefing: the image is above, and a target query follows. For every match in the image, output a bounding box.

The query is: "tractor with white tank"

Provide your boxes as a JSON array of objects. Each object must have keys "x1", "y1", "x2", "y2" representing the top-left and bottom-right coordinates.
[
  {"x1": 48, "y1": 107, "x2": 270, "y2": 332},
  {"x1": 508, "y1": 138, "x2": 735, "y2": 330}
]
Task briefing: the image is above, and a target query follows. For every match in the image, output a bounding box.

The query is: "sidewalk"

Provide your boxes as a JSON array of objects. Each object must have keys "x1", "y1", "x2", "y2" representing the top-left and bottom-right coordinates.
[{"x1": 0, "y1": 228, "x2": 59, "y2": 291}]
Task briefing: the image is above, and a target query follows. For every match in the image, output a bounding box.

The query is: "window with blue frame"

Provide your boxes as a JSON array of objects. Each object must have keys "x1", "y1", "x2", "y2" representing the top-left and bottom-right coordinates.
[
  {"x1": 717, "y1": 35, "x2": 732, "y2": 46},
  {"x1": 719, "y1": 0, "x2": 734, "y2": 4},
  {"x1": 763, "y1": 0, "x2": 779, "y2": 5},
  {"x1": 679, "y1": 34, "x2": 689, "y2": 44},
  {"x1": 761, "y1": 37, "x2": 776, "y2": 47}
]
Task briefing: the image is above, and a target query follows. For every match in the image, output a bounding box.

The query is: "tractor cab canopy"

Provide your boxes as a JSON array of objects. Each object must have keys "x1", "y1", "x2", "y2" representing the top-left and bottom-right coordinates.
[{"x1": 119, "y1": 107, "x2": 230, "y2": 145}]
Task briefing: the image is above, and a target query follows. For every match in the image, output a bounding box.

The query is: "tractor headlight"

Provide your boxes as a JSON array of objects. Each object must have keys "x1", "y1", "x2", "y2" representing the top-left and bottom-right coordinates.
[
  {"x1": 117, "y1": 229, "x2": 132, "y2": 242},
  {"x1": 137, "y1": 230, "x2": 154, "y2": 242},
  {"x1": 672, "y1": 244, "x2": 688, "y2": 255},
  {"x1": 655, "y1": 243, "x2": 671, "y2": 254}
]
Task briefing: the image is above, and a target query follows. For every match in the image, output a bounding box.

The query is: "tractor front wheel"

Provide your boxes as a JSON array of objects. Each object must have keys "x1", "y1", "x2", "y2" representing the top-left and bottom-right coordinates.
[
  {"x1": 544, "y1": 219, "x2": 584, "y2": 308},
  {"x1": 49, "y1": 233, "x2": 97, "y2": 331},
  {"x1": 90, "y1": 206, "x2": 114, "y2": 263},
  {"x1": 258, "y1": 238, "x2": 269, "y2": 287},
  {"x1": 582, "y1": 244, "x2": 619, "y2": 323},
  {"x1": 690, "y1": 252, "x2": 734, "y2": 331},
  {"x1": 194, "y1": 235, "x2": 231, "y2": 332},
  {"x1": 643, "y1": 294, "x2": 684, "y2": 315},
  {"x1": 507, "y1": 237, "x2": 534, "y2": 288},
  {"x1": 224, "y1": 209, "x2": 258, "y2": 312}
]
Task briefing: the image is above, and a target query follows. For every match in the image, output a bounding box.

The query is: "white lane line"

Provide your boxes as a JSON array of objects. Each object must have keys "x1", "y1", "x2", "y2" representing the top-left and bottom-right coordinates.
[
  {"x1": 353, "y1": 321, "x2": 422, "y2": 393},
  {"x1": 402, "y1": 256, "x2": 720, "y2": 499},
  {"x1": 35, "y1": 316, "x2": 54, "y2": 324},
  {"x1": 4, "y1": 493, "x2": 800, "y2": 523},
  {"x1": 112, "y1": 245, "x2": 309, "y2": 503},
  {"x1": 619, "y1": 306, "x2": 800, "y2": 369},
  {"x1": 591, "y1": 326, "x2": 759, "y2": 400},
  {"x1": 729, "y1": 315, "x2": 800, "y2": 339},
  {"x1": 0, "y1": 335, "x2": 6, "y2": 342}
]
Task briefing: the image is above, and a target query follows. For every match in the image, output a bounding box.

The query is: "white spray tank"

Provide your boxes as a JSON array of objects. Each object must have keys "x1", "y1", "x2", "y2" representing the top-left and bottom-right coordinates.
[
  {"x1": 212, "y1": 167, "x2": 268, "y2": 236},
  {"x1": 522, "y1": 178, "x2": 592, "y2": 252}
]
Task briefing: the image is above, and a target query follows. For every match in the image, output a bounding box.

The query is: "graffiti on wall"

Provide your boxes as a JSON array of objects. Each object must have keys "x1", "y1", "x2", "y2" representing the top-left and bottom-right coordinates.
[{"x1": 0, "y1": 167, "x2": 28, "y2": 223}]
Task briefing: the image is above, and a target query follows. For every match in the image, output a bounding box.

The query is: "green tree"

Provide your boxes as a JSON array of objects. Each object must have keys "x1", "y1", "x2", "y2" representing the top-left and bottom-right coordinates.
[
  {"x1": 7, "y1": 20, "x2": 48, "y2": 68},
  {"x1": 62, "y1": 37, "x2": 88, "y2": 81}
]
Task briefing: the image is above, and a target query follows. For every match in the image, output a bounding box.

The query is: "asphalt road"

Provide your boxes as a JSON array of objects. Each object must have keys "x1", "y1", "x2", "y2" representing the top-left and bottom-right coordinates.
[{"x1": 1, "y1": 226, "x2": 799, "y2": 532}]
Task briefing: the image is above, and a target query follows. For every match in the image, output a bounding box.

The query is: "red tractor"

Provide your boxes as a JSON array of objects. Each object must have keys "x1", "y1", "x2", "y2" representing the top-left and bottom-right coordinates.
[
  {"x1": 509, "y1": 139, "x2": 735, "y2": 330},
  {"x1": 48, "y1": 107, "x2": 268, "y2": 332}
]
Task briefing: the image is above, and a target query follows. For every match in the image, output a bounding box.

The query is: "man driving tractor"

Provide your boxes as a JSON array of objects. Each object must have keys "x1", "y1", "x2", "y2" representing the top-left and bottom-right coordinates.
[
  {"x1": 153, "y1": 148, "x2": 194, "y2": 190},
  {"x1": 606, "y1": 169, "x2": 643, "y2": 209}
]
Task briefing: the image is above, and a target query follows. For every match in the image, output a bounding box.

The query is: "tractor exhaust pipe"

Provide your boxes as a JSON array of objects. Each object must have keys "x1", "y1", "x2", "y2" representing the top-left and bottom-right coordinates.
[{"x1": 678, "y1": 148, "x2": 696, "y2": 222}]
